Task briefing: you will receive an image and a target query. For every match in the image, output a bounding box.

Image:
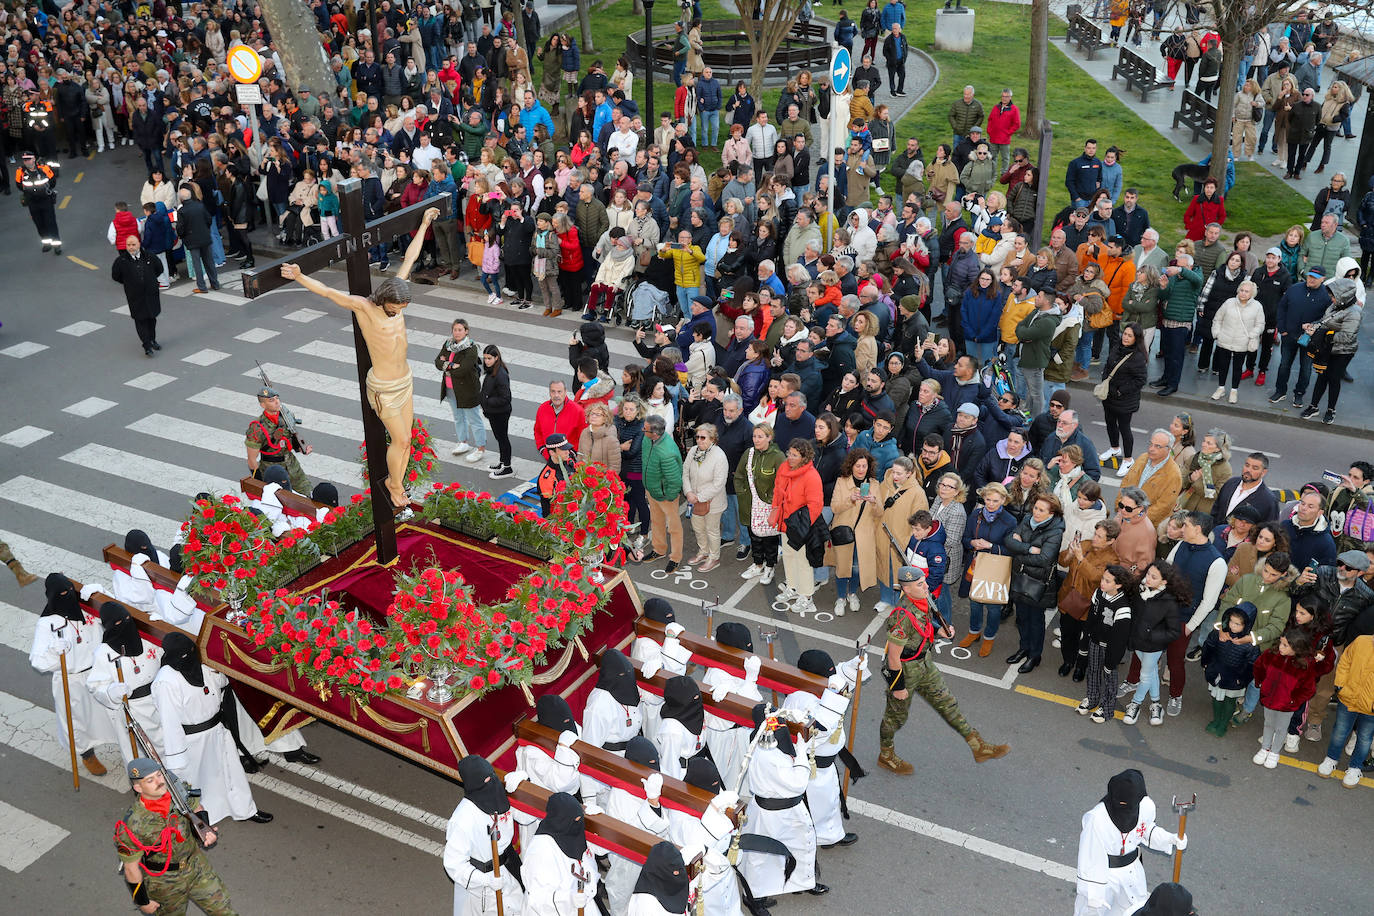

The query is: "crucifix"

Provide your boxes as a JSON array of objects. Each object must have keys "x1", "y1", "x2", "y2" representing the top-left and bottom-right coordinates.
[{"x1": 242, "y1": 180, "x2": 453, "y2": 564}]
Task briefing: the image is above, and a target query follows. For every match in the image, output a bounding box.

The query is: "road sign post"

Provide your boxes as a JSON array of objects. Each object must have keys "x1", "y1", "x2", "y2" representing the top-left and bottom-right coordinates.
[{"x1": 826, "y1": 47, "x2": 852, "y2": 230}]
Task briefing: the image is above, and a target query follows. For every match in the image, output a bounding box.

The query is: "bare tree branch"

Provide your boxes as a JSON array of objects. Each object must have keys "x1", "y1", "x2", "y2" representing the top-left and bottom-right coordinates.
[{"x1": 736, "y1": 0, "x2": 805, "y2": 99}]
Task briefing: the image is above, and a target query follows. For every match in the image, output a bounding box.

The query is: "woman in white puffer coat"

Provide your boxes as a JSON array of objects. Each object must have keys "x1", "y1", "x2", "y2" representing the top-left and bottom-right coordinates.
[{"x1": 1209, "y1": 279, "x2": 1266, "y2": 403}]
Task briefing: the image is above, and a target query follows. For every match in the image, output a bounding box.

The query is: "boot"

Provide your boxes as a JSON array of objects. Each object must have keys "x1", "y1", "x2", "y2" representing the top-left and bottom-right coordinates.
[
  {"x1": 1213, "y1": 698, "x2": 1236, "y2": 736},
  {"x1": 1204, "y1": 699, "x2": 1225, "y2": 736},
  {"x1": 1072, "y1": 658, "x2": 1088, "y2": 682},
  {"x1": 7, "y1": 559, "x2": 37, "y2": 587},
  {"x1": 966, "y1": 730, "x2": 1010, "y2": 763},
  {"x1": 979, "y1": 637, "x2": 995, "y2": 657},
  {"x1": 81, "y1": 749, "x2": 107, "y2": 776},
  {"x1": 876, "y1": 746, "x2": 914, "y2": 775},
  {"x1": 957, "y1": 631, "x2": 981, "y2": 649}
]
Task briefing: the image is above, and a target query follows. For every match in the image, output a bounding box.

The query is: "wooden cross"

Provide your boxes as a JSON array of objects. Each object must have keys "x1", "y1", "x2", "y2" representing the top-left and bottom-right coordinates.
[{"x1": 241, "y1": 179, "x2": 453, "y2": 564}]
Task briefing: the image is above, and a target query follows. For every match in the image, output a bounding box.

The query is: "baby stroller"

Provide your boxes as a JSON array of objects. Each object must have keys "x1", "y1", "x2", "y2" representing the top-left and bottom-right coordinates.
[{"x1": 627, "y1": 276, "x2": 676, "y2": 331}]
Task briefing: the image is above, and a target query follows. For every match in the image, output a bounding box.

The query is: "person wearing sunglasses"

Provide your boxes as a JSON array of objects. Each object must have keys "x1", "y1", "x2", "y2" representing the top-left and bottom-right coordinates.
[
  {"x1": 1112, "y1": 486, "x2": 1158, "y2": 576},
  {"x1": 1290, "y1": 549, "x2": 1374, "y2": 742}
]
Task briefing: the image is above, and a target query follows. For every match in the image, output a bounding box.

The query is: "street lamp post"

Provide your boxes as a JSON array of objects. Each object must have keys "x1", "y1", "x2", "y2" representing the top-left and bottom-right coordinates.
[{"x1": 643, "y1": 0, "x2": 656, "y2": 128}]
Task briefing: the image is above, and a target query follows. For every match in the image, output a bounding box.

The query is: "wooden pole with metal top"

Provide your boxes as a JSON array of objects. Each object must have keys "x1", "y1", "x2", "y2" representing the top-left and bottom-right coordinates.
[
  {"x1": 489, "y1": 818, "x2": 505, "y2": 916},
  {"x1": 58, "y1": 649, "x2": 80, "y2": 791},
  {"x1": 115, "y1": 663, "x2": 138, "y2": 760}
]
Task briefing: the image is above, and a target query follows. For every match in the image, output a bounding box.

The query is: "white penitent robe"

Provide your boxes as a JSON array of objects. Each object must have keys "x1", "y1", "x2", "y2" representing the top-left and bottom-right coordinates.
[
  {"x1": 653, "y1": 717, "x2": 706, "y2": 782},
  {"x1": 1073, "y1": 798, "x2": 1180, "y2": 916},
  {"x1": 668, "y1": 804, "x2": 743, "y2": 916},
  {"x1": 87, "y1": 641, "x2": 166, "y2": 767},
  {"x1": 602, "y1": 786, "x2": 672, "y2": 916},
  {"x1": 443, "y1": 799, "x2": 525, "y2": 916},
  {"x1": 699, "y1": 665, "x2": 762, "y2": 791},
  {"x1": 29, "y1": 611, "x2": 123, "y2": 754},
  {"x1": 522, "y1": 835, "x2": 604, "y2": 916},
  {"x1": 151, "y1": 574, "x2": 207, "y2": 634},
  {"x1": 515, "y1": 737, "x2": 584, "y2": 848},
  {"x1": 782, "y1": 687, "x2": 849, "y2": 846},
  {"x1": 153, "y1": 664, "x2": 258, "y2": 824},
  {"x1": 737, "y1": 744, "x2": 816, "y2": 897},
  {"x1": 110, "y1": 550, "x2": 170, "y2": 614}
]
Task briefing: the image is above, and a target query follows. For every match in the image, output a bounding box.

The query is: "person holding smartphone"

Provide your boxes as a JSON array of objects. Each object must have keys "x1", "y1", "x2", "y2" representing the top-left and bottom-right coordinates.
[{"x1": 829, "y1": 448, "x2": 880, "y2": 618}]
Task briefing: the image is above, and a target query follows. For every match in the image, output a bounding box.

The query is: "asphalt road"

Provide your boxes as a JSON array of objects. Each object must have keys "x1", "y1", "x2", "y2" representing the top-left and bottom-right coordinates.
[{"x1": 0, "y1": 144, "x2": 1370, "y2": 916}]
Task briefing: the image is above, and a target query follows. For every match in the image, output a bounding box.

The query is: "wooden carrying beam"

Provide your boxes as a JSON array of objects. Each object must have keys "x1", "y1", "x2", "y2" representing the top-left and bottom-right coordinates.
[
  {"x1": 503, "y1": 775, "x2": 703, "y2": 871},
  {"x1": 593, "y1": 650, "x2": 803, "y2": 734},
  {"x1": 67, "y1": 576, "x2": 187, "y2": 644},
  {"x1": 514, "y1": 719, "x2": 714, "y2": 817},
  {"x1": 635, "y1": 618, "x2": 828, "y2": 697},
  {"x1": 240, "y1": 475, "x2": 331, "y2": 518},
  {"x1": 103, "y1": 545, "x2": 185, "y2": 594}
]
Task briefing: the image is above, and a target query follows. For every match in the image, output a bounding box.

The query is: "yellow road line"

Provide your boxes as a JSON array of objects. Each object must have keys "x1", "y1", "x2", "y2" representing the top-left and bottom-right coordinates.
[
  {"x1": 87, "y1": 151, "x2": 95, "y2": 160},
  {"x1": 1013, "y1": 684, "x2": 1373, "y2": 787},
  {"x1": 73, "y1": 171, "x2": 84, "y2": 184},
  {"x1": 59, "y1": 195, "x2": 71, "y2": 209},
  {"x1": 66, "y1": 256, "x2": 97, "y2": 270}
]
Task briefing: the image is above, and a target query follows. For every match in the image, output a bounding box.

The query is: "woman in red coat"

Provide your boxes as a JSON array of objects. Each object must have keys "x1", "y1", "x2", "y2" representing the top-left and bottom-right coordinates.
[
  {"x1": 1183, "y1": 176, "x2": 1227, "y2": 240},
  {"x1": 770, "y1": 438, "x2": 826, "y2": 616},
  {"x1": 553, "y1": 212, "x2": 584, "y2": 317}
]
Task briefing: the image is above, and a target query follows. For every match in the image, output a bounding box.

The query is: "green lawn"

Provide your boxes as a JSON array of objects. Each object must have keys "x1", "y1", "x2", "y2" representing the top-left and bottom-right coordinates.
[{"x1": 881, "y1": 2, "x2": 1309, "y2": 241}]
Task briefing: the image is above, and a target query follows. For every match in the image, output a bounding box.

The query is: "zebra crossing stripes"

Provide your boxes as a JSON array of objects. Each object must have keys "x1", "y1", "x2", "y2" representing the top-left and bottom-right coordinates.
[
  {"x1": 127, "y1": 414, "x2": 361, "y2": 485},
  {"x1": 61, "y1": 443, "x2": 239, "y2": 499},
  {"x1": 0, "y1": 476, "x2": 181, "y2": 549}
]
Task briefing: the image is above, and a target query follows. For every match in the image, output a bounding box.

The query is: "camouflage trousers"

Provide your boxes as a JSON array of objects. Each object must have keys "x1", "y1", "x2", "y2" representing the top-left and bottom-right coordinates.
[
  {"x1": 0, "y1": 540, "x2": 13, "y2": 565},
  {"x1": 878, "y1": 654, "x2": 973, "y2": 748},
  {"x1": 254, "y1": 452, "x2": 311, "y2": 496},
  {"x1": 143, "y1": 850, "x2": 238, "y2": 916}
]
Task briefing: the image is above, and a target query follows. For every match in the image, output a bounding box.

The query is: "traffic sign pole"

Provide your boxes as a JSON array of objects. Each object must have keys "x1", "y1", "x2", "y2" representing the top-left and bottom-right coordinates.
[{"x1": 826, "y1": 47, "x2": 851, "y2": 241}]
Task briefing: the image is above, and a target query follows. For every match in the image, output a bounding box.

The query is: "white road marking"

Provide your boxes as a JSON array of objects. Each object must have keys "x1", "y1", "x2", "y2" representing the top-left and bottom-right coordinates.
[
  {"x1": 847, "y1": 797, "x2": 1075, "y2": 884},
  {"x1": 111, "y1": 304, "x2": 131, "y2": 316},
  {"x1": 244, "y1": 773, "x2": 444, "y2": 856},
  {"x1": 1, "y1": 342, "x2": 48, "y2": 358},
  {"x1": 182, "y1": 348, "x2": 231, "y2": 366},
  {"x1": 56, "y1": 321, "x2": 103, "y2": 337},
  {"x1": 0, "y1": 799, "x2": 69, "y2": 873},
  {"x1": 0, "y1": 426, "x2": 52, "y2": 448},
  {"x1": 124, "y1": 371, "x2": 177, "y2": 390},
  {"x1": 284, "y1": 307, "x2": 327, "y2": 323},
  {"x1": 0, "y1": 476, "x2": 181, "y2": 548},
  {"x1": 128, "y1": 414, "x2": 360, "y2": 485},
  {"x1": 236, "y1": 327, "x2": 280, "y2": 343},
  {"x1": 406, "y1": 299, "x2": 641, "y2": 359},
  {"x1": 260, "y1": 752, "x2": 449, "y2": 831},
  {"x1": 0, "y1": 690, "x2": 126, "y2": 793},
  {"x1": 63, "y1": 396, "x2": 117, "y2": 418},
  {"x1": 0, "y1": 528, "x2": 108, "y2": 585},
  {"x1": 0, "y1": 599, "x2": 38, "y2": 654},
  {"x1": 61, "y1": 443, "x2": 238, "y2": 499},
  {"x1": 1088, "y1": 420, "x2": 1280, "y2": 459}
]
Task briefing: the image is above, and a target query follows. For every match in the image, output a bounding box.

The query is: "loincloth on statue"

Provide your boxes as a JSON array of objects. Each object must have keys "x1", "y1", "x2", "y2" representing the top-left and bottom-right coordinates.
[{"x1": 365, "y1": 368, "x2": 414, "y2": 419}]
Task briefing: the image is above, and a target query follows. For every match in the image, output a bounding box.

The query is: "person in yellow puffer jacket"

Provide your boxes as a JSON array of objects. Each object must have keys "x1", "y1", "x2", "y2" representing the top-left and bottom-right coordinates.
[{"x1": 1317, "y1": 632, "x2": 1374, "y2": 786}]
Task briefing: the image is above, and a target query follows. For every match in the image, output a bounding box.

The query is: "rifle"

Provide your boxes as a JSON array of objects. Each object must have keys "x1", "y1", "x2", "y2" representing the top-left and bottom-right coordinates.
[
  {"x1": 255, "y1": 360, "x2": 308, "y2": 452},
  {"x1": 880, "y1": 522, "x2": 951, "y2": 632},
  {"x1": 125, "y1": 714, "x2": 218, "y2": 849}
]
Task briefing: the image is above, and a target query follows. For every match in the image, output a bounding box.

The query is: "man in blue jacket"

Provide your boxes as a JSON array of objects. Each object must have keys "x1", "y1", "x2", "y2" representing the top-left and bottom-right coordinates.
[
  {"x1": 1268, "y1": 266, "x2": 1332, "y2": 407},
  {"x1": 881, "y1": 0, "x2": 907, "y2": 32},
  {"x1": 519, "y1": 90, "x2": 555, "y2": 141},
  {"x1": 1037, "y1": 408, "x2": 1102, "y2": 481},
  {"x1": 696, "y1": 66, "x2": 723, "y2": 149},
  {"x1": 1064, "y1": 138, "x2": 1103, "y2": 209},
  {"x1": 789, "y1": 343, "x2": 825, "y2": 410}
]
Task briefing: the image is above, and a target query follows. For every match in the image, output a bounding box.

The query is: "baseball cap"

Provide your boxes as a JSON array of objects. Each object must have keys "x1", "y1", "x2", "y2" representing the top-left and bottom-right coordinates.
[
  {"x1": 545, "y1": 434, "x2": 570, "y2": 451},
  {"x1": 1307, "y1": 265, "x2": 1326, "y2": 277},
  {"x1": 1265, "y1": 246, "x2": 1282, "y2": 258}
]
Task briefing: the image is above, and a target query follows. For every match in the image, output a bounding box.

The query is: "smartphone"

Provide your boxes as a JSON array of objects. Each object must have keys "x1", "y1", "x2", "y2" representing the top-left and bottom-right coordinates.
[
  {"x1": 860, "y1": 481, "x2": 870, "y2": 498},
  {"x1": 1322, "y1": 469, "x2": 1343, "y2": 487}
]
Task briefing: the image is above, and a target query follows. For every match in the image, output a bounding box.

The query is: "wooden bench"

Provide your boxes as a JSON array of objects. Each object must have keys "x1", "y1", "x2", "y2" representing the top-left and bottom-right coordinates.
[
  {"x1": 634, "y1": 618, "x2": 829, "y2": 698},
  {"x1": 1067, "y1": 14, "x2": 1111, "y2": 61},
  {"x1": 239, "y1": 475, "x2": 330, "y2": 520},
  {"x1": 1171, "y1": 90, "x2": 1217, "y2": 144},
  {"x1": 594, "y1": 649, "x2": 805, "y2": 735},
  {"x1": 514, "y1": 719, "x2": 718, "y2": 818},
  {"x1": 1111, "y1": 45, "x2": 1174, "y2": 102}
]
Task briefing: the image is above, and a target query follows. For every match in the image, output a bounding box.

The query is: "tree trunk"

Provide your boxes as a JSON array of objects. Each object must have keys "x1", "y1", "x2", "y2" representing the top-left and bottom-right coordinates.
[
  {"x1": 1025, "y1": 0, "x2": 1050, "y2": 140},
  {"x1": 742, "y1": 0, "x2": 802, "y2": 101},
  {"x1": 1210, "y1": 36, "x2": 1243, "y2": 181},
  {"x1": 258, "y1": 0, "x2": 337, "y2": 96},
  {"x1": 577, "y1": 0, "x2": 595, "y2": 52},
  {"x1": 633, "y1": 0, "x2": 644, "y2": 14}
]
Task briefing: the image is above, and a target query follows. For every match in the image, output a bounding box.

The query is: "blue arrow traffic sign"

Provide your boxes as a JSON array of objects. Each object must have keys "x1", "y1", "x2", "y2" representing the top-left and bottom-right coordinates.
[{"x1": 831, "y1": 47, "x2": 851, "y2": 95}]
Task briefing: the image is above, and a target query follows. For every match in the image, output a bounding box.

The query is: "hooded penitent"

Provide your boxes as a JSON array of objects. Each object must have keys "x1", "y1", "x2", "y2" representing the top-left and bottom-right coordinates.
[
  {"x1": 536, "y1": 694, "x2": 578, "y2": 735},
  {"x1": 535, "y1": 792, "x2": 589, "y2": 859},
  {"x1": 161, "y1": 631, "x2": 206, "y2": 689},
  {"x1": 643, "y1": 597, "x2": 676, "y2": 624},
  {"x1": 625, "y1": 736, "x2": 661, "y2": 772},
  {"x1": 750, "y1": 702, "x2": 794, "y2": 757},
  {"x1": 633, "y1": 841, "x2": 690, "y2": 912},
  {"x1": 100, "y1": 601, "x2": 144, "y2": 657},
  {"x1": 596, "y1": 649, "x2": 642, "y2": 706},
  {"x1": 1103, "y1": 768, "x2": 1147, "y2": 833},
  {"x1": 457, "y1": 754, "x2": 510, "y2": 815},
  {"x1": 714, "y1": 621, "x2": 753, "y2": 652},
  {"x1": 661, "y1": 675, "x2": 705, "y2": 736},
  {"x1": 42, "y1": 573, "x2": 83, "y2": 622}
]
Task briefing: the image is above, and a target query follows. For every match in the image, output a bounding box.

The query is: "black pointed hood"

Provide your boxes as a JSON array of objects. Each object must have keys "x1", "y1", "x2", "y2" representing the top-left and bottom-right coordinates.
[
  {"x1": 457, "y1": 755, "x2": 510, "y2": 815},
  {"x1": 42, "y1": 573, "x2": 83, "y2": 622},
  {"x1": 124, "y1": 529, "x2": 155, "y2": 559},
  {"x1": 311, "y1": 482, "x2": 340, "y2": 507},
  {"x1": 100, "y1": 601, "x2": 143, "y2": 657},
  {"x1": 535, "y1": 792, "x2": 588, "y2": 860},
  {"x1": 168, "y1": 544, "x2": 185, "y2": 575},
  {"x1": 661, "y1": 675, "x2": 705, "y2": 736},
  {"x1": 535, "y1": 694, "x2": 578, "y2": 736},
  {"x1": 633, "y1": 841, "x2": 690, "y2": 912},
  {"x1": 1103, "y1": 769, "x2": 1147, "y2": 833},
  {"x1": 625, "y1": 736, "x2": 660, "y2": 772},
  {"x1": 161, "y1": 632, "x2": 205, "y2": 688},
  {"x1": 643, "y1": 597, "x2": 676, "y2": 624},
  {"x1": 596, "y1": 648, "x2": 642, "y2": 706},
  {"x1": 714, "y1": 621, "x2": 753, "y2": 652},
  {"x1": 751, "y1": 702, "x2": 794, "y2": 756},
  {"x1": 1130, "y1": 882, "x2": 1195, "y2": 916},
  {"x1": 797, "y1": 648, "x2": 836, "y2": 677},
  {"x1": 684, "y1": 756, "x2": 723, "y2": 795}
]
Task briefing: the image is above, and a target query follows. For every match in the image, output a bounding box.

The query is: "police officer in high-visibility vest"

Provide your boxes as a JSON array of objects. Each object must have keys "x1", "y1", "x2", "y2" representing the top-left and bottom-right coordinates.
[
  {"x1": 15, "y1": 151, "x2": 61, "y2": 254},
  {"x1": 877, "y1": 559, "x2": 1011, "y2": 774},
  {"x1": 23, "y1": 88, "x2": 59, "y2": 167},
  {"x1": 537, "y1": 433, "x2": 577, "y2": 516}
]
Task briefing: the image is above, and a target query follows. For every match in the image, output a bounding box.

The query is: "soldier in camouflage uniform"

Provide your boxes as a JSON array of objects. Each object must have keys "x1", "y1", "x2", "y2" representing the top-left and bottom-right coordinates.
[
  {"x1": 244, "y1": 386, "x2": 312, "y2": 494},
  {"x1": 116, "y1": 757, "x2": 238, "y2": 915},
  {"x1": 878, "y1": 563, "x2": 1011, "y2": 774},
  {"x1": 1, "y1": 539, "x2": 37, "y2": 586}
]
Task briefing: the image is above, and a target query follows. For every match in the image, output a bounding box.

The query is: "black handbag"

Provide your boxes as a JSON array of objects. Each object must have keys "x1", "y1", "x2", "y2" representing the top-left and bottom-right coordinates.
[
  {"x1": 1010, "y1": 569, "x2": 1048, "y2": 604},
  {"x1": 828, "y1": 497, "x2": 865, "y2": 547}
]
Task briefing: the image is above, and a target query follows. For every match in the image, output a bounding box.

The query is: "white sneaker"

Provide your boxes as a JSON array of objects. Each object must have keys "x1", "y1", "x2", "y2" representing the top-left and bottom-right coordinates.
[
  {"x1": 1076, "y1": 698, "x2": 1094, "y2": 715},
  {"x1": 1115, "y1": 457, "x2": 1134, "y2": 478},
  {"x1": 759, "y1": 566, "x2": 775, "y2": 585},
  {"x1": 874, "y1": 600, "x2": 893, "y2": 615},
  {"x1": 833, "y1": 599, "x2": 847, "y2": 617},
  {"x1": 1342, "y1": 767, "x2": 1363, "y2": 787},
  {"x1": 1149, "y1": 702, "x2": 1164, "y2": 726},
  {"x1": 1253, "y1": 747, "x2": 1271, "y2": 765},
  {"x1": 847, "y1": 593, "x2": 860, "y2": 613},
  {"x1": 1318, "y1": 756, "x2": 1338, "y2": 777},
  {"x1": 1228, "y1": 389, "x2": 1238, "y2": 404},
  {"x1": 792, "y1": 596, "x2": 816, "y2": 615},
  {"x1": 1264, "y1": 751, "x2": 1280, "y2": 769},
  {"x1": 1122, "y1": 702, "x2": 1141, "y2": 725},
  {"x1": 464, "y1": 449, "x2": 486, "y2": 463},
  {"x1": 1283, "y1": 733, "x2": 1300, "y2": 754},
  {"x1": 492, "y1": 297, "x2": 503, "y2": 306},
  {"x1": 740, "y1": 564, "x2": 762, "y2": 580},
  {"x1": 1210, "y1": 385, "x2": 1226, "y2": 401},
  {"x1": 1100, "y1": 446, "x2": 1122, "y2": 460},
  {"x1": 453, "y1": 443, "x2": 471, "y2": 456}
]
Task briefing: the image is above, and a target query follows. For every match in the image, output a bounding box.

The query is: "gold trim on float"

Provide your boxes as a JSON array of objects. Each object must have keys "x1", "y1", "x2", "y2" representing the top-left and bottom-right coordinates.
[
  {"x1": 261, "y1": 706, "x2": 315, "y2": 744},
  {"x1": 349, "y1": 696, "x2": 432, "y2": 752},
  {"x1": 221, "y1": 632, "x2": 296, "y2": 691}
]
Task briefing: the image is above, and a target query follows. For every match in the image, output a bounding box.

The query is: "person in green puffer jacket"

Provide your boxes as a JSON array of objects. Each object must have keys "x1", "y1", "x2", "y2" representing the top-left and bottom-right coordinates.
[
  {"x1": 1014, "y1": 289, "x2": 1063, "y2": 417},
  {"x1": 1224, "y1": 553, "x2": 1297, "y2": 653},
  {"x1": 1155, "y1": 255, "x2": 1203, "y2": 396},
  {"x1": 642, "y1": 415, "x2": 686, "y2": 570}
]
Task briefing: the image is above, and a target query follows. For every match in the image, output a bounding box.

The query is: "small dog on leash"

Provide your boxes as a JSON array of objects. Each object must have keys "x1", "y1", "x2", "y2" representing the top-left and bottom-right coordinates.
[{"x1": 1171, "y1": 163, "x2": 1212, "y2": 200}]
